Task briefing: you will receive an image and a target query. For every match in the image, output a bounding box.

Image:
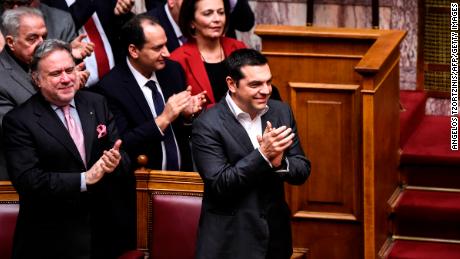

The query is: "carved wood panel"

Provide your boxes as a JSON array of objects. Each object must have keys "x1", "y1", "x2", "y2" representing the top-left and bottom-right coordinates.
[{"x1": 287, "y1": 83, "x2": 362, "y2": 222}]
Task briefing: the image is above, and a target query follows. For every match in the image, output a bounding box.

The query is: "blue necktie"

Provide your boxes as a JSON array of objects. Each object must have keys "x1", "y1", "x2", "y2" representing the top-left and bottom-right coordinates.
[{"x1": 145, "y1": 80, "x2": 179, "y2": 170}]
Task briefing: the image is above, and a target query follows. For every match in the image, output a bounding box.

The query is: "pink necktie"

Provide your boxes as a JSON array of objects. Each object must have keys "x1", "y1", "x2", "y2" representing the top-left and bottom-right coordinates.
[{"x1": 62, "y1": 105, "x2": 86, "y2": 166}]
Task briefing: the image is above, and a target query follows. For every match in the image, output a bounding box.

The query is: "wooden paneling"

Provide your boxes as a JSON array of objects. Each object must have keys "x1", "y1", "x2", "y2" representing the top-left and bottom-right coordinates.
[
  {"x1": 362, "y1": 57, "x2": 401, "y2": 257},
  {"x1": 268, "y1": 55, "x2": 363, "y2": 100},
  {"x1": 292, "y1": 221, "x2": 363, "y2": 259},
  {"x1": 256, "y1": 25, "x2": 406, "y2": 259},
  {"x1": 288, "y1": 83, "x2": 361, "y2": 222},
  {"x1": 0, "y1": 181, "x2": 18, "y2": 202}
]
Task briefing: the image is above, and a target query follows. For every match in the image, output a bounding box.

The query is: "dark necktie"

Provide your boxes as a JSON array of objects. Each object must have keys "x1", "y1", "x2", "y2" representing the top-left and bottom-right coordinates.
[
  {"x1": 178, "y1": 35, "x2": 187, "y2": 45},
  {"x1": 145, "y1": 80, "x2": 179, "y2": 170}
]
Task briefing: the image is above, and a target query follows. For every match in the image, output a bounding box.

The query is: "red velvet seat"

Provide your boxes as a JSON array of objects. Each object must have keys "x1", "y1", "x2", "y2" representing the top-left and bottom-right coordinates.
[
  {"x1": 150, "y1": 193, "x2": 202, "y2": 259},
  {"x1": 0, "y1": 203, "x2": 19, "y2": 259},
  {"x1": 0, "y1": 201, "x2": 143, "y2": 259}
]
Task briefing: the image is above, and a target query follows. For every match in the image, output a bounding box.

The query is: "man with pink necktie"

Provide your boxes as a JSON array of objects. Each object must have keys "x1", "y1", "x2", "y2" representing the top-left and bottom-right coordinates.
[{"x1": 2, "y1": 39, "x2": 133, "y2": 259}]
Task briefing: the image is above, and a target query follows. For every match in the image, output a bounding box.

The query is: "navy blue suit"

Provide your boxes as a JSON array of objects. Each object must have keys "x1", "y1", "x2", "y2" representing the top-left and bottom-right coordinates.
[{"x1": 97, "y1": 59, "x2": 194, "y2": 171}]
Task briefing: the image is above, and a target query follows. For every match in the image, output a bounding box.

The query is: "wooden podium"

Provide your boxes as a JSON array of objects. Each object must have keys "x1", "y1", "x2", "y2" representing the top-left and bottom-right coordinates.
[{"x1": 255, "y1": 25, "x2": 406, "y2": 259}]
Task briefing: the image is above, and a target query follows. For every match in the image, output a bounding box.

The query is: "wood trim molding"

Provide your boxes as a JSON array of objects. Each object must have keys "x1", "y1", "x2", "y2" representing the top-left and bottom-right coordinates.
[
  {"x1": 0, "y1": 181, "x2": 18, "y2": 202},
  {"x1": 263, "y1": 51, "x2": 364, "y2": 59},
  {"x1": 290, "y1": 82, "x2": 360, "y2": 91},
  {"x1": 255, "y1": 25, "x2": 384, "y2": 39},
  {"x1": 293, "y1": 211, "x2": 358, "y2": 221}
]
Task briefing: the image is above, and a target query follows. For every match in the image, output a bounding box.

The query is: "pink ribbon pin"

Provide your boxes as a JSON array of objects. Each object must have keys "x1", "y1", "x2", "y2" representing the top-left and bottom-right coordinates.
[{"x1": 97, "y1": 124, "x2": 107, "y2": 138}]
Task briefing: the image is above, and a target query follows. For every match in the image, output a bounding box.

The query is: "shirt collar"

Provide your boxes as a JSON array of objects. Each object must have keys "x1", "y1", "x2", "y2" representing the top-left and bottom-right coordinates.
[
  {"x1": 126, "y1": 57, "x2": 159, "y2": 87},
  {"x1": 164, "y1": 3, "x2": 183, "y2": 39},
  {"x1": 51, "y1": 98, "x2": 76, "y2": 111},
  {"x1": 225, "y1": 92, "x2": 269, "y2": 119}
]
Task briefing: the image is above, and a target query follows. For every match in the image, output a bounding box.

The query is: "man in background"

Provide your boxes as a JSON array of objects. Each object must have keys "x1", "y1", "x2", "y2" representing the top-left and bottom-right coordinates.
[
  {"x1": 0, "y1": 0, "x2": 94, "y2": 59},
  {"x1": 41, "y1": 0, "x2": 136, "y2": 86},
  {"x1": 0, "y1": 7, "x2": 88, "y2": 179}
]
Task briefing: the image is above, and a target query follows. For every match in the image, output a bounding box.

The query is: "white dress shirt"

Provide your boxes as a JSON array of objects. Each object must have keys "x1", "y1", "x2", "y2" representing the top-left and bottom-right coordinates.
[{"x1": 225, "y1": 93, "x2": 289, "y2": 171}]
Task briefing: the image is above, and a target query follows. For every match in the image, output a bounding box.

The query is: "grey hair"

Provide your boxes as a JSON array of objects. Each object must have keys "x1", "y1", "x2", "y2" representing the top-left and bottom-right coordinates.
[
  {"x1": 30, "y1": 39, "x2": 72, "y2": 73},
  {"x1": 1, "y1": 7, "x2": 43, "y2": 37}
]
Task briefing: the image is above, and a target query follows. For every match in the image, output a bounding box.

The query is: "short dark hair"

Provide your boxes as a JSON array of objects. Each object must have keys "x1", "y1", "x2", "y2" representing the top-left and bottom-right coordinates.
[
  {"x1": 120, "y1": 14, "x2": 160, "y2": 56},
  {"x1": 30, "y1": 39, "x2": 72, "y2": 73},
  {"x1": 226, "y1": 48, "x2": 268, "y2": 83},
  {"x1": 178, "y1": 0, "x2": 230, "y2": 40}
]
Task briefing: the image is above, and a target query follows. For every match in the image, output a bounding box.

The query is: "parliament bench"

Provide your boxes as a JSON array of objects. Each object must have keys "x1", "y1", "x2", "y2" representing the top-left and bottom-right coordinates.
[
  {"x1": 132, "y1": 156, "x2": 204, "y2": 258},
  {"x1": 1, "y1": 164, "x2": 305, "y2": 259},
  {"x1": 130, "y1": 157, "x2": 307, "y2": 259},
  {"x1": 0, "y1": 166, "x2": 204, "y2": 259},
  {"x1": 0, "y1": 202, "x2": 18, "y2": 259},
  {"x1": 0, "y1": 181, "x2": 19, "y2": 259}
]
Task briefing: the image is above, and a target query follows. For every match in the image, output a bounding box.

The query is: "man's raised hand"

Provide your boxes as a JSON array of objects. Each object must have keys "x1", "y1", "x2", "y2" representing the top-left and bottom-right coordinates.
[{"x1": 257, "y1": 121, "x2": 294, "y2": 167}]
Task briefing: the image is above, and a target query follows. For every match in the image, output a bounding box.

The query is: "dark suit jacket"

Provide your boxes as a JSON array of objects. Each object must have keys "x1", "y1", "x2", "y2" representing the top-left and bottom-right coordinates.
[
  {"x1": 41, "y1": 0, "x2": 133, "y2": 64},
  {"x1": 191, "y1": 98, "x2": 311, "y2": 259},
  {"x1": 3, "y1": 91, "x2": 134, "y2": 259},
  {"x1": 39, "y1": 3, "x2": 77, "y2": 43},
  {"x1": 144, "y1": 0, "x2": 254, "y2": 39},
  {"x1": 97, "y1": 59, "x2": 193, "y2": 171},
  {"x1": 145, "y1": 5, "x2": 180, "y2": 53},
  {"x1": 226, "y1": 0, "x2": 255, "y2": 38},
  {"x1": 170, "y1": 37, "x2": 246, "y2": 106},
  {"x1": 0, "y1": 49, "x2": 37, "y2": 180}
]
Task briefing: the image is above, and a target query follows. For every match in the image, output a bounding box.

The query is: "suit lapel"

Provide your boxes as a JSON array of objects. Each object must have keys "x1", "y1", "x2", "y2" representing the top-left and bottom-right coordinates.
[
  {"x1": 34, "y1": 95, "x2": 84, "y2": 166},
  {"x1": 219, "y1": 100, "x2": 254, "y2": 154},
  {"x1": 119, "y1": 63, "x2": 154, "y2": 120},
  {"x1": 75, "y1": 93, "x2": 96, "y2": 165},
  {"x1": 0, "y1": 51, "x2": 36, "y2": 95},
  {"x1": 159, "y1": 8, "x2": 180, "y2": 51},
  {"x1": 261, "y1": 104, "x2": 277, "y2": 130}
]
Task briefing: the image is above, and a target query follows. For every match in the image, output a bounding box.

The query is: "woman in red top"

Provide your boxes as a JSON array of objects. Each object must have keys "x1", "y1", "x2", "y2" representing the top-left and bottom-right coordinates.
[{"x1": 170, "y1": 0, "x2": 246, "y2": 108}]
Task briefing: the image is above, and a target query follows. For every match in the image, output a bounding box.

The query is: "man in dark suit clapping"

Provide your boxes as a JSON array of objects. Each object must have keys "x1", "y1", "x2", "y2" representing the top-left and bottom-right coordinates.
[
  {"x1": 0, "y1": 7, "x2": 89, "y2": 180},
  {"x1": 97, "y1": 14, "x2": 206, "y2": 171},
  {"x1": 3, "y1": 39, "x2": 133, "y2": 259},
  {"x1": 191, "y1": 48, "x2": 311, "y2": 259}
]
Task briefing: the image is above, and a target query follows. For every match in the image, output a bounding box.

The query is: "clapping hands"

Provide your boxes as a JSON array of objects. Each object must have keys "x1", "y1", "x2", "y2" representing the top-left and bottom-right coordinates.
[
  {"x1": 257, "y1": 121, "x2": 294, "y2": 168},
  {"x1": 85, "y1": 140, "x2": 122, "y2": 185}
]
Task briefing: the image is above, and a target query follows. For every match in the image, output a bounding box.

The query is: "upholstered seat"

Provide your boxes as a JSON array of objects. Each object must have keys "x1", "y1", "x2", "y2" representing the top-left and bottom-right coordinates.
[
  {"x1": 150, "y1": 193, "x2": 202, "y2": 258},
  {"x1": 0, "y1": 203, "x2": 19, "y2": 259}
]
